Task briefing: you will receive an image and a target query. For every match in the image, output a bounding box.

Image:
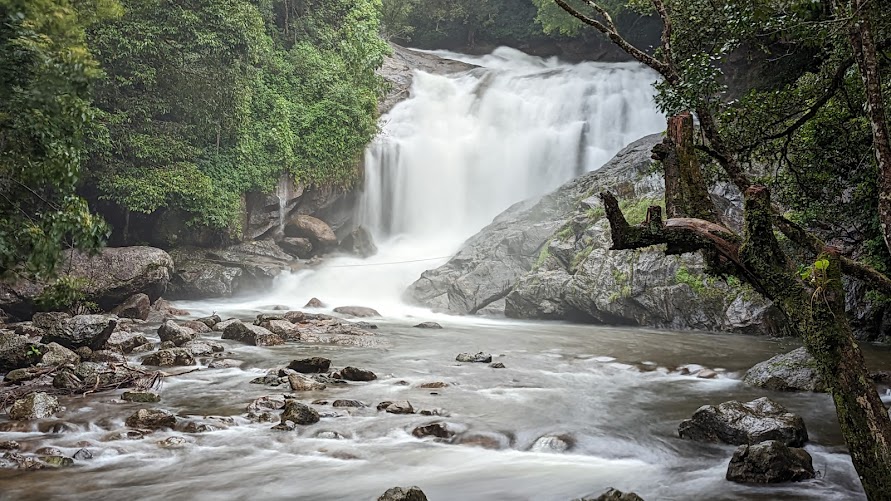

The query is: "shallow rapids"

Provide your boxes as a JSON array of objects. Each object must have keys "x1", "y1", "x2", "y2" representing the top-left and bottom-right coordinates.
[{"x1": 1, "y1": 314, "x2": 889, "y2": 500}]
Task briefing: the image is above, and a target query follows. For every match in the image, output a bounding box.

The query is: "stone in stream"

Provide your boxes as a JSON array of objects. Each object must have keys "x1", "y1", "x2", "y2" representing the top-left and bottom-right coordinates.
[
  {"x1": 122, "y1": 391, "x2": 161, "y2": 403},
  {"x1": 413, "y1": 322, "x2": 442, "y2": 329},
  {"x1": 157, "y1": 320, "x2": 198, "y2": 346},
  {"x1": 157, "y1": 436, "x2": 188, "y2": 449},
  {"x1": 574, "y1": 489, "x2": 645, "y2": 501},
  {"x1": 678, "y1": 397, "x2": 808, "y2": 447},
  {"x1": 259, "y1": 319, "x2": 299, "y2": 338},
  {"x1": 73, "y1": 448, "x2": 93, "y2": 460},
  {"x1": 337, "y1": 366, "x2": 377, "y2": 381},
  {"x1": 39, "y1": 342, "x2": 79, "y2": 366},
  {"x1": 489, "y1": 362, "x2": 506, "y2": 369},
  {"x1": 8, "y1": 392, "x2": 62, "y2": 420},
  {"x1": 182, "y1": 320, "x2": 212, "y2": 333},
  {"x1": 35, "y1": 447, "x2": 63, "y2": 456},
  {"x1": 212, "y1": 318, "x2": 240, "y2": 332},
  {"x1": 125, "y1": 409, "x2": 176, "y2": 430},
  {"x1": 456, "y1": 352, "x2": 492, "y2": 363},
  {"x1": 280, "y1": 400, "x2": 320, "y2": 425},
  {"x1": 377, "y1": 401, "x2": 414, "y2": 414},
  {"x1": 288, "y1": 373, "x2": 327, "y2": 391},
  {"x1": 42, "y1": 314, "x2": 117, "y2": 350},
  {"x1": 111, "y1": 293, "x2": 151, "y2": 321},
  {"x1": 726, "y1": 440, "x2": 815, "y2": 483},
  {"x1": 412, "y1": 422, "x2": 454, "y2": 440},
  {"x1": 104, "y1": 331, "x2": 150, "y2": 354},
  {"x1": 196, "y1": 314, "x2": 222, "y2": 328},
  {"x1": 0, "y1": 441, "x2": 20, "y2": 451},
  {"x1": 332, "y1": 399, "x2": 367, "y2": 408},
  {"x1": 288, "y1": 357, "x2": 331, "y2": 373},
  {"x1": 333, "y1": 306, "x2": 381, "y2": 318},
  {"x1": 142, "y1": 348, "x2": 195, "y2": 367},
  {"x1": 419, "y1": 382, "x2": 449, "y2": 389},
  {"x1": 304, "y1": 297, "x2": 325, "y2": 308},
  {"x1": 377, "y1": 486, "x2": 428, "y2": 501},
  {"x1": 40, "y1": 455, "x2": 74, "y2": 468},
  {"x1": 221, "y1": 321, "x2": 284, "y2": 346},
  {"x1": 743, "y1": 347, "x2": 826, "y2": 392},
  {"x1": 530, "y1": 434, "x2": 573, "y2": 453},
  {"x1": 208, "y1": 359, "x2": 242, "y2": 369}
]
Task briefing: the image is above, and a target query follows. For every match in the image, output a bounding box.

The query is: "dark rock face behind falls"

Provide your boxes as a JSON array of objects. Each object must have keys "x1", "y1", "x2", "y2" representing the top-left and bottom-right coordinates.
[{"x1": 405, "y1": 135, "x2": 786, "y2": 335}]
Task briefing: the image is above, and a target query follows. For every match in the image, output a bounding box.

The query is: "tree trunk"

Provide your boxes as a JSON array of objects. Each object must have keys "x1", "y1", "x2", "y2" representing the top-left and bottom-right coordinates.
[
  {"x1": 652, "y1": 113, "x2": 718, "y2": 221},
  {"x1": 848, "y1": 0, "x2": 891, "y2": 258}
]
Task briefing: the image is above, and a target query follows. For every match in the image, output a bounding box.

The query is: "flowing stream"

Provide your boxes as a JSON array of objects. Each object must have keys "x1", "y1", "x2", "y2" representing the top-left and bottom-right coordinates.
[{"x1": 2, "y1": 48, "x2": 890, "y2": 500}]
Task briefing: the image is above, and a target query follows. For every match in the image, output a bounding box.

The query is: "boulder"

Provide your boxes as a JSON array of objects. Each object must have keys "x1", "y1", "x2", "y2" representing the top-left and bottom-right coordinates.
[
  {"x1": 8, "y1": 393, "x2": 61, "y2": 420},
  {"x1": 39, "y1": 342, "x2": 79, "y2": 366},
  {"x1": 182, "y1": 320, "x2": 212, "y2": 333},
  {"x1": 333, "y1": 306, "x2": 381, "y2": 318},
  {"x1": 122, "y1": 391, "x2": 161, "y2": 403},
  {"x1": 288, "y1": 374, "x2": 327, "y2": 391},
  {"x1": 213, "y1": 319, "x2": 240, "y2": 332},
  {"x1": 304, "y1": 298, "x2": 325, "y2": 308},
  {"x1": 196, "y1": 315, "x2": 222, "y2": 328},
  {"x1": 284, "y1": 215, "x2": 337, "y2": 253},
  {"x1": 726, "y1": 440, "x2": 815, "y2": 483},
  {"x1": 338, "y1": 366, "x2": 377, "y2": 381},
  {"x1": 104, "y1": 331, "x2": 150, "y2": 354},
  {"x1": 280, "y1": 400, "x2": 320, "y2": 425},
  {"x1": 125, "y1": 409, "x2": 176, "y2": 429},
  {"x1": 743, "y1": 348, "x2": 826, "y2": 392},
  {"x1": 89, "y1": 349, "x2": 126, "y2": 364},
  {"x1": 0, "y1": 333, "x2": 41, "y2": 372},
  {"x1": 259, "y1": 319, "x2": 299, "y2": 338},
  {"x1": 221, "y1": 321, "x2": 284, "y2": 346},
  {"x1": 332, "y1": 400, "x2": 366, "y2": 408},
  {"x1": 142, "y1": 348, "x2": 195, "y2": 367},
  {"x1": 31, "y1": 312, "x2": 69, "y2": 330},
  {"x1": 279, "y1": 237, "x2": 313, "y2": 259},
  {"x1": 530, "y1": 435, "x2": 572, "y2": 453},
  {"x1": 111, "y1": 293, "x2": 151, "y2": 321},
  {"x1": 339, "y1": 226, "x2": 377, "y2": 258},
  {"x1": 288, "y1": 357, "x2": 331, "y2": 373},
  {"x1": 456, "y1": 352, "x2": 492, "y2": 363},
  {"x1": 414, "y1": 322, "x2": 442, "y2": 329},
  {"x1": 182, "y1": 339, "x2": 223, "y2": 356},
  {"x1": 678, "y1": 397, "x2": 808, "y2": 447},
  {"x1": 489, "y1": 362, "x2": 506, "y2": 369},
  {"x1": 157, "y1": 320, "x2": 198, "y2": 347},
  {"x1": 377, "y1": 486, "x2": 428, "y2": 501},
  {"x1": 3, "y1": 367, "x2": 47, "y2": 384},
  {"x1": 42, "y1": 314, "x2": 117, "y2": 350},
  {"x1": 412, "y1": 422, "x2": 454, "y2": 439},
  {"x1": 377, "y1": 401, "x2": 414, "y2": 414},
  {"x1": 166, "y1": 243, "x2": 291, "y2": 300}
]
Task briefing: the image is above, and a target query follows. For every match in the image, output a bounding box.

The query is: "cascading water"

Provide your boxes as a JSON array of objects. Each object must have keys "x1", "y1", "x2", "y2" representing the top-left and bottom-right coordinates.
[{"x1": 228, "y1": 48, "x2": 664, "y2": 314}]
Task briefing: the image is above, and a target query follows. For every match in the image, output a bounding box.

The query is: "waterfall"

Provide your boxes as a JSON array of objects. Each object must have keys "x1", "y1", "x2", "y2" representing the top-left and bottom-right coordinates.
[{"x1": 239, "y1": 47, "x2": 664, "y2": 314}]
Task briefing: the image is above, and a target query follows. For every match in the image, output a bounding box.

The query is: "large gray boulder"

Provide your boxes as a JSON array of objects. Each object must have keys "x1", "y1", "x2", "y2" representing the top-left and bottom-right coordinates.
[
  {"x1": 743, "y1": 348, "x2": 826, "y2": 392},
  {"x1": 221, "y1": 321, "x2": 284, "y2": 346},
  {"x1": 42, "y1": 315, "x2": 117, "y2": 350},
  {"x1": 0, "y1": 246, "x2": 173, "y2": 318},
  {"x1": 284, "y1": 215, "x2": 337, "y2": 253},
  {"x1": 726, "y1": 440, "x2": 815, "y2": 483},
  {"x1": 8, "y1": 393, "x2": 61, "y2": 420},
  {"x1": 167, "y1": 242, "x2": 292, "y2": 300},
  {"x1": 377, "y1": 486, "x2": 428, "y2": 501},
  {"x1": 678, "y1": 397, "x2": 808, "y2": 447},
  {"x1": 404, "y1": 135, "x2": 783, "y2": 335},
  {"x1": 0, "y1": 333, "x2": 42, "y2": 372}
]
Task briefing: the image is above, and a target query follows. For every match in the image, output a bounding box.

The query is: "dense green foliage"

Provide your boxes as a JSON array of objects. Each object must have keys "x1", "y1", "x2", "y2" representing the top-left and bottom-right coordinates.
[
  {"x1": 87, "y1": 0, "x2": 389, "y2": 234},
  {"x1": 0, "y1": 0, "x2": 117, "y2": 278}
]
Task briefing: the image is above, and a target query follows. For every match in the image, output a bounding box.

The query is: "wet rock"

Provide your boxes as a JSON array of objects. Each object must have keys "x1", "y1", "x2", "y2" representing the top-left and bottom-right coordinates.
[
  {"x1": 489, "y1": 362, "x2": 506, "y2": 369},
  {"x1": 338, "y1": 366, "x2": 377, "y2": 381},
  {"x1": 221, "y1": 321, "x2": 284, "y2": 346},
  {"x1": 159, "y1": 341, "x2": 176, "y2": 350},
  {"x1": 0, "y1": 441, "x2": 20, "y2": 451},
  {"x1": 696, "y1": 369, "x2": 718, "y2": 379},
  {"x1": 208, "y1": 359, "x2": 242, "y2": 369},
  {"x1": 271, "y1": 422, "x2": 295, "y2": 431},
  {"x1": 40, "y1": 455, "x2": 74, "y2": 467},
  {"x1": 251, "y1": 375, "x2": 283, "y2": 386},
  {"x1": 35, "y1": 447, "x2": 63, "y2": 456},
  {"x1": 142, "y1": 348, "x2": 195, "y2": 367},
  {"x1": 158, "y1": 436, "x2": 188, "y2": 449},
  {"x1": 332, "y1": 399, "x2": 367, "y2": 408},
  {"x1": 196, "y1": 314, "x2": 222, "y2": 328},
  {"x1": 678, "y1": 397, "x2": 808, "y2": 447},
  {"x1": 14, "y1": 323, "x2": 43, "y2": 337},
  {"x1": 377, "y1": 401, "x2": 414, "y2": 414},
  {"x1": 151, "y1": 299, "x2": 189, "y2": 317},
  {"x1": 315, "y1": 430, "x2": 345, "y2": 439},
  {"x1": 38, "y1": 421, "x2": 76, "y2": 434},
  {"x1": 212, "y1": 318, "x2": 240, "y2": 332},
  {"x1": 281, "y1": 400, "x2": 320, "y2": 425},
  {"x1": 182, "y1": 320, "x2": 212, "y2": 333},
  {"x1": 182, "y1": 422, "x2": 217, "y2": 433},
  {"x1": 284, "y1": 215, "x2": 337, "y2": 253},
  {"x1": 104, "y1": 331, "x2": 150, "y2": 354},
  {"x1": 73, "y1": 448, "x2": 93, "y2": 460},
  {"x1": 456, "y1": 433, "x2": 506, "y2": 450},
  {"x1": 414, "y1": 322, "x2": 442, "y2": 329},
  {"x1": 288, "y1": 374, "x2": 327, "y2": 391},
  {"x1": 377, "y1": 486, "x2": 428, "y2": 501},
  {"x1": 90, "y1": 350, "x2": 127, "y2": 364},
  {"x1": 3, "y1": 367, "x2": 46, "y2": 384},
  {"x1": 412, "y1": 422, "x2": 454, "y2": 439},
  {"x1": 574, "y1": 488, "x2": 645, "y2": 501},
  {"x1": 456, "y1": 352, "x2": 492, "y2": 363},
  {"x1": 419, "y1": 382, "x2": 449, "y2": 389},
  {"x1": 32, "y1": 312, "x2": 69, "y2": 330},
  {"x1": 111, "y1": 293, "x2": 151, "y2": 320},
  {"x1": 105, "y1": 430, "x2": 145, "y2": 441},
  {"x1": 1, "y1": 451, "x2": 44, "y2": 470},
  {"x1": 130, "y1": 343, "x2": 154, "y2": 354},
  {"x1": 122, "y1": 391, "x2": 161, "y2": 403},
  {"x1": 0, "y1": 332, "x2": 41, "y2": 372},
  {"x1": 181, "y1": 340, "x2": 219, "y2": 356},
  {"x1": 279, "y1": 237, "x2": 314, "y2": 259},
  {"x1": 353, "y1": 321, "x2": 378, "y2": 330},
  {"x1": 419, "y1": 408, "x2": 449, "y2": 417},
  {"x1": 743, "y1": 347, "x2": 826, "y2": 392},
  {"x1": 288, "y1": 357, "x2": 331, "y2": 373},
  {"x1": 9, "y1": 392, "x2": 61, "y2": 420},
  {"x1": 726, "y1": 440, "x2": 815, "y2": 483},
  {"x1": 157, "y1": 320, "x2": 198, "y2": 347},
  {"x1": 304, "y1": 298, "x2": 325, "y2": 308},
  {"x1": 125, "y1": 409, "x2": 176, "y2": 430},
  {"x1": 43, "y1": 314, "x2": 117, "y2": 350},
  {"x1": 333, "y1": 306, "x2": 380, "y2": 318},
  {"x1": 340, "y1": 226, "x2": 377, "y2": 258},
  {"x1": 530, "y1": 434, "x2": 572, "y2": 453},
  {"x1": 256, "y1": 313, "x2": 285, "y2": 323},
  {"x1": 259, "y1": 319, "x2": 299, "y2": 338},
  {"x1": 247, "y1": 395, "x2": 286, "y2": 414}
]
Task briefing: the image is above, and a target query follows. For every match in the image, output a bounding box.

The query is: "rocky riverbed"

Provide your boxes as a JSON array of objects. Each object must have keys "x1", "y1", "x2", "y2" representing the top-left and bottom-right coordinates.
[{"x1": 1, "y1": 299, "x2": 889, "y2": 500}]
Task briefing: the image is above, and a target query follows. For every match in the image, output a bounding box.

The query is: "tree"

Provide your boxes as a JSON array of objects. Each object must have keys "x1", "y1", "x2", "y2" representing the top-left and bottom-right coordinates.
[
  {"x1": 545, "y1": 0, "x2": 891, "y2": 497},
  {"x1": 0, "y1": 0, "x2": 117, "y2": 278}
]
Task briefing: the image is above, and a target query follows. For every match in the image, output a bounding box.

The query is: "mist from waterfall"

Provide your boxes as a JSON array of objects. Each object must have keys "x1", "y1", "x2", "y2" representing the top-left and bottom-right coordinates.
[{"x1": 227, "y1": 47, "x2": 664, "y2": 315}]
